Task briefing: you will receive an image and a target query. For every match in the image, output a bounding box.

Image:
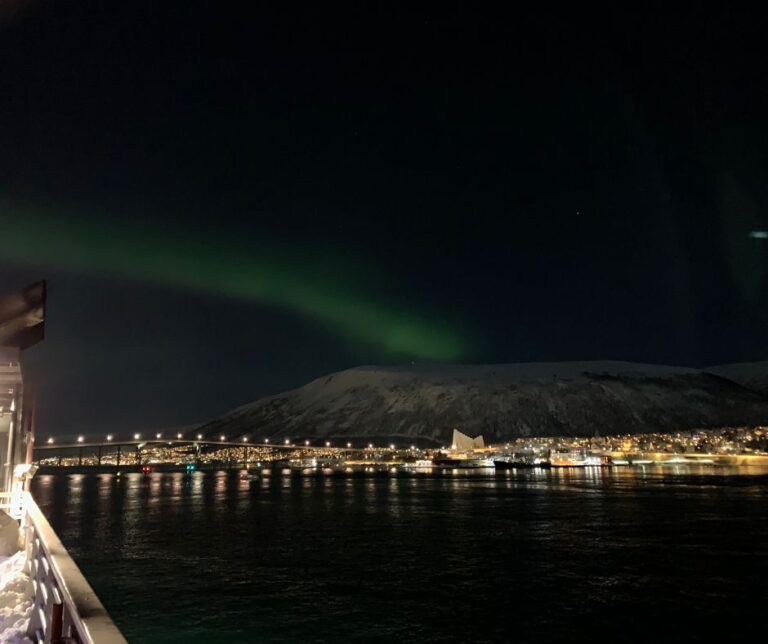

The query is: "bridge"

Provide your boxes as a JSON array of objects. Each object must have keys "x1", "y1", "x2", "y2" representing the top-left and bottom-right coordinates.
[
  {"x1": 35, "y1": 438, "x2": 345, "y2": 450},
  {"x1": 32, "y1": 435, "x2": 392, "y2": 469}
]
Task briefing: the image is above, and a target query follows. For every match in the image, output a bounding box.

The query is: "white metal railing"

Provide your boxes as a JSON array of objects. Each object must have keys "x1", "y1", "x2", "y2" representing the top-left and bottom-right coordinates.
[
  {"x1": 21, "y1": 492, "x2": 127, "y2": 643},
  {"x1": 0, "y1": 488, "x2": 25, "y2": 519},
  {"x1": 0, "y1": 491, "x2": 14, "y2": 515}
]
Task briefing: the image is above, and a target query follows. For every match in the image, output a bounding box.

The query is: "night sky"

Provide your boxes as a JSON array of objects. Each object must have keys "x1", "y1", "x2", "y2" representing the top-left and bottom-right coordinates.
[{"x1": 2, "y1": 3, "x2": 768, "y2": 435}]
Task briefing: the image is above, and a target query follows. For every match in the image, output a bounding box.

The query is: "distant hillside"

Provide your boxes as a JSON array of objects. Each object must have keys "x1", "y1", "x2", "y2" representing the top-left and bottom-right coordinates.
[
  {"x1": 706, "y1": 361, "x2": 768, "y2": 396},
  {"x1": 199, "y1": 361, "x2": 768, "y2": 445}
]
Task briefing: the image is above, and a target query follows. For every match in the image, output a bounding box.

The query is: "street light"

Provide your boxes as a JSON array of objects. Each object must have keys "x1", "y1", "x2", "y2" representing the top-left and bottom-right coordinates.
[
  {"x1": 264, "y1": 438, "x2": 269, "y2": 444},
  {"x1": 47, "y1": 437, "x2": 54, "y2": 444},
  {"x1": 177, "y1": 433, "x2": 183, "y2": 439},
  {"x1": 284, "y1": 438, "x2": 290, "y2": 445},
  {"x1": 325, "y1": 441, "x2": 331, "y2": 447},
  {"x1": 77, "y1": 436, "x2": 84, "y2": 443},
  {"x1": 106, "y1": 434, "x2": 113, "y2": 442},
  {"x1": 220, "y1": 435, "x2": 226, "y2": 442},
  {"x1": 347, "y1": 442, "x2": 351, "y2": 448},
  {"x1": 389, "y1": 444, "x2": 395, "y2": 450},
  {"x1": 242, "y1": 436, "x2": 249, "y2": 442},
  {"x1": 197, "y1": 434, "x2": 203, "y2": 440},
  {"x1": 305, "y1": 440, "x2": 310, "y2": 446},
  {"x1": 156, "y1": 433, "x2": 162, "y2": 439},
  {"x1": 134, "y1": 433, "x2": 140, "y2": 440},
  {"x1": 368, "y1": 443, "x2": 373, "y2": 449}
]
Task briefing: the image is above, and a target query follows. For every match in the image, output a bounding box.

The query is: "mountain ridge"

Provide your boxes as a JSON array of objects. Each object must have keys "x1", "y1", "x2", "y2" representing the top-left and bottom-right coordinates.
[
  {"x1": 199, "y1": 361, "x2": 768, "y2": 445},
  {"x1": 705, "y1": 361, "x2": 768, "y2": 396}
]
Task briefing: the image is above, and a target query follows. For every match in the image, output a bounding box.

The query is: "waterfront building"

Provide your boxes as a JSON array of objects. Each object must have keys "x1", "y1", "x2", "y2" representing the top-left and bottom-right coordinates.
[{"x1": 451, "y1": 428, "x2": 485, "y2": 450}]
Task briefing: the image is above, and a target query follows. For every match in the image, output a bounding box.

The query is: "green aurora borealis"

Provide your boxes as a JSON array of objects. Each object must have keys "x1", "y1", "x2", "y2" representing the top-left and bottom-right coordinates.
[{"x1": 0, "y1": 206, "x2": 468, "y2": 360}]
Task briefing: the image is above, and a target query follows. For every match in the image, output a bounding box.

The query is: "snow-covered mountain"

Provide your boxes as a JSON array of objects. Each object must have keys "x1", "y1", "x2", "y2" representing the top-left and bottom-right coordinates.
[
  {"x1": 705, "y1": 361, "x2": 768, "y2": 396},
  {"x1": 199, "y1": 361, "x2": 768, "y2": 445}
]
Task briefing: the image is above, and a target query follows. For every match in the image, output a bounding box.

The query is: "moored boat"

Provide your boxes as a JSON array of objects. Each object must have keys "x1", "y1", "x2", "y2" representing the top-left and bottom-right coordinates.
[
  {"x1": 493, "y1": 458, "x2": 551, "y2": 469},
  {"x1": 289, "y1": 458, "x2": 318, "y2": 470},
  {"x1": 432, "y1": 457, "x2": 494, "y2": 468},
  {"x1": 401, "y1": 460, "x2": 434, "y2": 469}
]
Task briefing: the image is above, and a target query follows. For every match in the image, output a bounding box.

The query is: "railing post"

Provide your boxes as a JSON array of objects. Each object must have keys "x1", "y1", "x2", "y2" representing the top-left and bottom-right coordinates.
[{"x1": 50, "y1": 597, "x2": 63, "y2": 643}]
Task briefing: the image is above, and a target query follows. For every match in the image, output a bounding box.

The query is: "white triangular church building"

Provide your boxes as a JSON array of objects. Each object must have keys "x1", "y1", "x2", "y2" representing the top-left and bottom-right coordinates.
[{"x1": 451, "y1": 428, "x2": 485, "y2": 450}]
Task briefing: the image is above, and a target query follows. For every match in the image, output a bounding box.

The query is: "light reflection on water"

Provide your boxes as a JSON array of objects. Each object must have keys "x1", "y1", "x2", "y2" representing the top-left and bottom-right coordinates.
[{"x1": 31, "y1": 466, "x2": 768, "y2": 643}]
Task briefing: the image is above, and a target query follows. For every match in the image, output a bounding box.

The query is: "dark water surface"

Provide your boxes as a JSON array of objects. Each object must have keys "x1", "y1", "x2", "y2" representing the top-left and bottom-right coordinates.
[{"x1": 31, "y1": 467, "x2": 768, "y2": 642}]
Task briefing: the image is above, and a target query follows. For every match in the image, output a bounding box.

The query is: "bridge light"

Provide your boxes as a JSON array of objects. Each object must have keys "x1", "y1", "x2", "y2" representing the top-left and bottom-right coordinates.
[
  {"x1": 197, "y1": 434, "x2": 203, "y2": 440},
  {"x1": 390, "y1": 444, "x2": 395, "y2": 450},
  {"x1": 106, "y1": 434, "x2": 113, "y2": 441},
  {"x1": 156, "y1": 433, "x2": 162, "y2": 439},
  {"x1": 220, "y1": 435, "x2": 225, "y2": 441},
  {"x1": 325, "y1": 441, "x2": 331, "y2": 447},
  {"x1": 410, "y1": 445, "x2": 415, "y2": 450},
  {"x1": 47, "y1": 437, "x2": 54, "y2": 444},
  {"x1": 347, "y1": 442, "x2": 351, "y2": 448},
  {"x1": 77, "y1": 436, "x2": 84, "y2": 443},
  {"x1": 177, "y1": 433, "x2": 183, "y2": 439},
  {"x1": 368, "y1": 443, "x2": 373, "y2": 449},
  {"x1": 242, "y1": 436, "x2": 249, "y2": 442},
  {"x1": 284, "y1": 438, "x2": 290, "y2": 445},
  {"x1": 134, "y1": 433, "x2": 141, "y2": 440},
  {"x1": 305, "y1": 440, "x2": 309, "y2": 446},
  {"x1": 264, "y1": 438, "x2": 269, "y2": 443}
]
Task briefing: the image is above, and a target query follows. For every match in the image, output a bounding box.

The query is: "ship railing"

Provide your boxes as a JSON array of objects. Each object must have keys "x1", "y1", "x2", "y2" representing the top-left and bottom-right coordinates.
[
  {"x1": 0, "y1": 489, "x2": 26, "y2": 519},
  {"x1": 20, "y1": 491, "x2": 127, "y2": 643},
  {"x1": 0, "y1": 491, "x2": 14, "y2": 515}
]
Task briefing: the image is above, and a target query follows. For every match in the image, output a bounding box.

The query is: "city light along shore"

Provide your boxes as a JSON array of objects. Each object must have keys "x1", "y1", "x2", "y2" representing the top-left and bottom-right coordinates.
[{"x1": 32, "y1": 427, "x2": 768, "y2": 473}]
